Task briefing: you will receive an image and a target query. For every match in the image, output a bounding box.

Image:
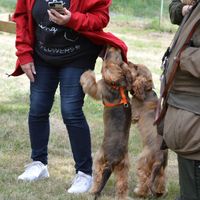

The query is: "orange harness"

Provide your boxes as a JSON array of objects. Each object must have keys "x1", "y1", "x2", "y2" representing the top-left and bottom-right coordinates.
[{"x1": 103, "y1": 86, "x2": 129, "y2": 107}]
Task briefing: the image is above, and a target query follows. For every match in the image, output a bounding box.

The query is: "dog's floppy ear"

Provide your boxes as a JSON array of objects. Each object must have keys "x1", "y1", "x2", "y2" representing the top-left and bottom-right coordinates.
[
  {"x1": 129, "y1": 63, "x2": 154, "y2": 100},
  {"x1": 121, "y1": 62, "x2": 137, "y2": 91},
  {"x1": 132, "y1": 76, "x2": 147, "y2": 100},
  {"x1": 135, "y1": 64, "x2": 154, "y2": 90}
]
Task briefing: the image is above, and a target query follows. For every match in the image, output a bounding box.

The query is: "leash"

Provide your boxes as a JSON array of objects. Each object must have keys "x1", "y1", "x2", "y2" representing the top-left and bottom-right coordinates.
[{"x1": 103, "y1": 86, "x2": 129, "y2": 108}]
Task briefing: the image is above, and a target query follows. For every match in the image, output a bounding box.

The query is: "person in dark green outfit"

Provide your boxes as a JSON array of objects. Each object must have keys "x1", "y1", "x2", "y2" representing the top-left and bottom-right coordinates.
[{"x1": 163, "y1": 0, "x2": 200, "y2": 200}]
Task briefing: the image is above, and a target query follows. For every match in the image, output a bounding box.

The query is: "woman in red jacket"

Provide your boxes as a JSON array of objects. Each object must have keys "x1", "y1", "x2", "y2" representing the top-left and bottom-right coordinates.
[{"x1": 13, "y1": 0, "x2": 127, "y2": 193}]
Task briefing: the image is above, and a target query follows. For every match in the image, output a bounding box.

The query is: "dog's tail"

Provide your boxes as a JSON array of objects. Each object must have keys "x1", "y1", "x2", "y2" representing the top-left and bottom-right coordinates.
[{"x1": 94, "y1": 167, "x2": 112, "y2": 200}]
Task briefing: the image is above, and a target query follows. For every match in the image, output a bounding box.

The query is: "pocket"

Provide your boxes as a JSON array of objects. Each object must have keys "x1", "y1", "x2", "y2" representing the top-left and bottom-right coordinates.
[
  {"x1": 164, "y1": 107, "x2": 200, "y2": 156},
  {"x1": 177, "y1": 110, "x2": 200, "y2": 155},
  {"x1": 163, "y1": 106, "x2": 181, "y2": 151}
]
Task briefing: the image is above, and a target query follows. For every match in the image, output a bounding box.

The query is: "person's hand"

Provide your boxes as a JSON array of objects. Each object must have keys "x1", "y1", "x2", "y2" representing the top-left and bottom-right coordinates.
[
  {"x1": 21, "y1": 62, "x2": 36, "y2": 82},
  {"x1": 47, "y1": 8, "x2": 71, "y2": 25},
  {"x1": 182, "y1": 5, "x2": 193, "y2": 16}
]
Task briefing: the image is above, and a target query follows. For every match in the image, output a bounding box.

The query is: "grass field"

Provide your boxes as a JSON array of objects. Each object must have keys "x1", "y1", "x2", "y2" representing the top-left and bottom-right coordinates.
[
  {"x1": 0, "y1": 2, "x2": 180, "y2": 200},
  {"x1": 0, "y1": 0, "x2": 171, "y2": 15}
]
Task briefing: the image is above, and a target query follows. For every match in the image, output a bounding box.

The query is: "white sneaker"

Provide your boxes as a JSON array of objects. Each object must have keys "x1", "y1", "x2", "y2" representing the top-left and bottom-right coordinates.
[
  {"x1": 67, "y1": 171, "x2": 92, "y2": 194},
  {"x1": 18, "y1": 161, "x2": 49, "y2": 182}
]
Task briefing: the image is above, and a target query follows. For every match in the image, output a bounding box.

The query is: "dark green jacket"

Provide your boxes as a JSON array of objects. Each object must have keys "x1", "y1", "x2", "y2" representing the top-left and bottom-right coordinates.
[{"x1": 167, "y1": 0, "x2": 200, "y2": 115}]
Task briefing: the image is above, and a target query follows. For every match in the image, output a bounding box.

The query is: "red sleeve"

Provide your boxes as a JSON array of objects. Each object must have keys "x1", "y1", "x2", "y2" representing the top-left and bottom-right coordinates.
[
  {"x1": 12, "y1": 0, "x2": 33, "y2": 65},
  {"x1": 67, "y1": 0, "x2": 111, "y2": 31}
]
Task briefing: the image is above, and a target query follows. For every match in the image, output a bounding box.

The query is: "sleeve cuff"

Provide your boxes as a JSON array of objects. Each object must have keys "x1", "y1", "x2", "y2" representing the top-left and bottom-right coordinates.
[{"x1": 18, "y1": 53, "x2": 33, "y2": 65}]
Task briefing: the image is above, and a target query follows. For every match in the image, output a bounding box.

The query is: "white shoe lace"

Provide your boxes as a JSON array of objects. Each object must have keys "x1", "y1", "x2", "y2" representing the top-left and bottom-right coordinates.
[
  {"x1": 24, "y1": 161, "x2": 44, "y2": 173},
  {"x1": 68, "y1": 171, "x2": 92, "y2": 193},
  {"x1": 18, "y1": 161, "x2": 49, "y2": 181},
  {"x1": 71, "y1": 174, "x2": 87, "y2": 186}
]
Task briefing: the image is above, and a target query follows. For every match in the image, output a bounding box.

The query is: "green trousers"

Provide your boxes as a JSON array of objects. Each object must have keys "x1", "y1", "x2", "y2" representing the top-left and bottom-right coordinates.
[{"x1": 178, "y1": 155, "x2": 200, "y2": 200}]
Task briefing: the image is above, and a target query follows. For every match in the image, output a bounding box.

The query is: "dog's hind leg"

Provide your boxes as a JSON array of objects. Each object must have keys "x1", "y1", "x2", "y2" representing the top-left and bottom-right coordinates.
[
  {"x1": 93, "y1": 167, "x2": 112, "y2": 200},
  {"x1": 148, "y1": 161, "x2": 164, "y2": 196},
  {"x1": 91, "y1": 150, "x2": 112, "y2": 199},
  {"x1": 114, "y1": 153, "x2": 129, "y2": 200},
  {"x1": 134, "y1": 170, "x2": 149, "y2": 197},
  {"x1": 153, "y1": 167, "x2": 167, "y2": 197},
  {"x1": 134, "y1": 154, "x2": 150, "y2": 197},
  {"x1": 91, "y1": 150, "x2": 104, "y2": 194}
]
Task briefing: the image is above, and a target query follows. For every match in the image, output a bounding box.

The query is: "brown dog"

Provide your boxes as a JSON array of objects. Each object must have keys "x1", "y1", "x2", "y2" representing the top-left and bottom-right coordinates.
[
  {"x1": 130, "y1": 63, "x2": 168, "y2": 198},
  {"x1": 80, "y1": 46, "x2": 133, "y2": 200}
]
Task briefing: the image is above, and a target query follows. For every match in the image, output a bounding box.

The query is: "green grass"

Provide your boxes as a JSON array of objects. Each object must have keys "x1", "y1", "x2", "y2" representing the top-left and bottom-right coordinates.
[
  {"x1": 111, "y1": 0, "x2": 171, "y2": 18},
  {"x1": 0, "y1": 0, "x2": 171, "y2": 28},
  {"x1": 0, "y1": 2, "x2": 180, "y2": 199},
  {"x1": 0, "y1": 0, "x2": 171, "y2": 16},
  {"x1": 0, "y1": 0, "x2": 16, "y2": 12},
  {"x1": 0, "y1": 84, "x2": 179, "y2": 200}
]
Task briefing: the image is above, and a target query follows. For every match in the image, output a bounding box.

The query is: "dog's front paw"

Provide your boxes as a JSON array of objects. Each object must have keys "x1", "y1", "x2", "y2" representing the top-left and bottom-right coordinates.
[
  {"x1": 80, "y1": 70, "x2": 95, "y2": 84},
  {"x1": 80, "y1": 70, "x2": 96, "y2": 93}
]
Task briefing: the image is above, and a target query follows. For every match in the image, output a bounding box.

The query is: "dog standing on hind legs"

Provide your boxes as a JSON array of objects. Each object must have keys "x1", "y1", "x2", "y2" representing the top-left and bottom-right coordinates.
[
  {"x1": 130, "y1": 62, "x2": 168, "y2": 198},
  {"x1": 80, "y1": 46, "x2": 133, "y2": 200}
]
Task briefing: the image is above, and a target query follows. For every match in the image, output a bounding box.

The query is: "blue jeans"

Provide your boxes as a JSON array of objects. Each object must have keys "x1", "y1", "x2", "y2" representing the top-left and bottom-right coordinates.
[{"x1": 29, "y1": 63, "x2": 92, "y2": 175}]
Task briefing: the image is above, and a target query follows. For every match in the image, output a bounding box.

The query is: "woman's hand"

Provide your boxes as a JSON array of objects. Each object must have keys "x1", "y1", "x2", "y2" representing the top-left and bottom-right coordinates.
[
  {"x1": 21, "y1": 62, "x2": 36, "y2": 82},
  {"x1": 182, "y1": 5, "x2": 193, "y2": 16},
  {"x1": 48, "y1": 8, "x2": 71, "y2": 25}
]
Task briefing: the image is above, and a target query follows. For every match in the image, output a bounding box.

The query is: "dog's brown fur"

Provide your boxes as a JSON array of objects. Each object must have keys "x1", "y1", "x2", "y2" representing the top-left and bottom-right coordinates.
[
  {"x1": 130, "y1": 63, "x2": 168, "y2": 198},
  {"x1": 80, "y1": 46, "x2": 133, "y2": 200},
  {"x1": 128, "y1": 61, "x2": 153, "y2": 101}
]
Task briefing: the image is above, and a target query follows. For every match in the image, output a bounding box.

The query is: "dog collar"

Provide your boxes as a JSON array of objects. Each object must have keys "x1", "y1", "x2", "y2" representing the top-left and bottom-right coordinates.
[{"x1": 103, "y1": 87, "x2": 129, "y2": 108}]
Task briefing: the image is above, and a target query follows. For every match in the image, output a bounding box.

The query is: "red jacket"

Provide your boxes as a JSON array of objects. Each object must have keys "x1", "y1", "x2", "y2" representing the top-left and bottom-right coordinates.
[{"x1": 11, "y1": 0, "x2": 128, "y2": 76}]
